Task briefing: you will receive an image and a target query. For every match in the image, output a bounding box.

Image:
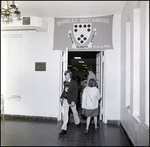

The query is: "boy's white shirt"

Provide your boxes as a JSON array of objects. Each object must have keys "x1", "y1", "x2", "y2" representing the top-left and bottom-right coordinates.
[{"x1": 66, "y1": 78, "x2": 71, "y2": 82}]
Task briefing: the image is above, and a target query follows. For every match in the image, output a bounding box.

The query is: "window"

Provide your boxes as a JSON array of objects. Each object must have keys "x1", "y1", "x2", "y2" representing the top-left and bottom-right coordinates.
[
  {"x1": 145, "y1": 2, "x2": 149, "y2": 126},
  {"x1": 133, "y1": 8, "x2": 140, "y2": 116},
  {"x1": 125, "y1": 21, "x2": 131, "y2": 109}
]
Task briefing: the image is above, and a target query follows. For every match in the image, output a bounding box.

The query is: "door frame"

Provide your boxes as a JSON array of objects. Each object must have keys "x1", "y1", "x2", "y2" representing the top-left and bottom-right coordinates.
[
  {"x1": 58, "y1": 48, "x2": 68, "y2": 121},
  {"x1": 59, "y1": 49, "x2": 106, "y2": 123}
]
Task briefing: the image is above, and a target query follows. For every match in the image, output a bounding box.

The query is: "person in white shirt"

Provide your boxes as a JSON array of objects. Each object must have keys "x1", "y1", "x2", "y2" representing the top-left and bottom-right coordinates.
[
  {"x1": 81, "y1": 78, "x2": 101, "y2": 133},
  {"x1": 87, "y1": 66, "x2": 96, "y2": 86}
]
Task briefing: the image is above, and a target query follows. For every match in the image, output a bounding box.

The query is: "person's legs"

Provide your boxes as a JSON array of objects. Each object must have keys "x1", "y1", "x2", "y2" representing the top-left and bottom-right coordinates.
[
  {"x1": 86, "y1": 117, "x2": 91, "y2": 130},
  {"x1": 61, "y1": 99, "x2": 69, "y2": 131},
  {"x1": 84, "y1": 116, "x2": 91, "y2": 133},
  {"x1": 71, "y1": 104, "x2": 80, "y2": 125},
  {"x1": 94, "y1": 116, "x2": 98, "y2": 129}
]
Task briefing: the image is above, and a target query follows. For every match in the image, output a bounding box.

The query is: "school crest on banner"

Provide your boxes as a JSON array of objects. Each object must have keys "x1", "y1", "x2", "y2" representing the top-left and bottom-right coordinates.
[
  {"x1": 73, "y1": 23, "x2": 92, "y2": 45},
  {"x1": 53, "y1": 15, "x2": 113, "y2": 50}
]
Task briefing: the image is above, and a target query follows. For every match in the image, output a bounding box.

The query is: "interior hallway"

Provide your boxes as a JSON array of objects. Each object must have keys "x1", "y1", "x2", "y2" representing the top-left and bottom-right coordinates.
[{"x1": 1, "y1": 115, "x2": 130, "y2": 146}]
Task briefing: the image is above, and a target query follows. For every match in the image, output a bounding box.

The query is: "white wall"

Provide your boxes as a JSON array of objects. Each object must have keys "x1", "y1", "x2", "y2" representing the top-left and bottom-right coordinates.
[
  {"x1": 1, "y1": 18, "x2": 61, "y2": 119},
  {"x1": 103, "y1": 14, "x2": 121, "y2": 123},
  {"x1": 120, "y1": 1, "x2": 149, "y2": 146},
  {"x1": 1, "y1": 14, "x2": 122, "y2": 124}
]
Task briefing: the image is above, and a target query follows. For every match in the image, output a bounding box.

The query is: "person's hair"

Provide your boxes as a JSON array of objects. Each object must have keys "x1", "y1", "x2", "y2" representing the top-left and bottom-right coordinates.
[
  {"x1": 88, "y1": 78, "x2": 96, "y2": 87},
  {"x1": 82, "y1": 78, "x2": 85, "y2": 81},
  {"x1": 64, "y1": 70, "x2": 72, "y2": 77},
  {"x1": 88, "y1": 66, "x2": 93, "y2": 71},
  {"x1": 84, "y1": 75, "x2": 87, "y2": 78}
]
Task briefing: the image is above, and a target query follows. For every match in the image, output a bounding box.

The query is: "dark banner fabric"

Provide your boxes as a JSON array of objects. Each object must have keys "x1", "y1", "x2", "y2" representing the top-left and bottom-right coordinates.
[{"x1": 53, "y1": 15, "x2": 113, "y2": 50}]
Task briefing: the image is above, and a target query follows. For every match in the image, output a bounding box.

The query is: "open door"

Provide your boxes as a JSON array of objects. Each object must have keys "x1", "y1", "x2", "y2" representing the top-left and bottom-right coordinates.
[
  {"x1": 96, "y1": 51, "x2": 105, "y2": 121},
  {"x1": 62, "y1": 48, "x2": 68, "y2": 84},
  {"x1": 58, "y1": 48, "x2": 68, "y2": 121}
]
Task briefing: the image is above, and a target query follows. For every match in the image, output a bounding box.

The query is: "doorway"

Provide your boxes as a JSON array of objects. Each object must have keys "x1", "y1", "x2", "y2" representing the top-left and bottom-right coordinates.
[
  {"x1": 68, "y1": 51, "x2": 98, "y2": 78},
  {"x1": 67, "y1": 51, "x2": 105, "y2": 123}
]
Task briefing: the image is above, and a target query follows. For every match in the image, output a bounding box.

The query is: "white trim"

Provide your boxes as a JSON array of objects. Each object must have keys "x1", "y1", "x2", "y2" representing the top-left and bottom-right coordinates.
[
  {"x1": 1, "y1": 34, "x2": 23, "y2": 38},
  {"x1": 58, "y1": 51, "x2": 63, "y2": 121}
]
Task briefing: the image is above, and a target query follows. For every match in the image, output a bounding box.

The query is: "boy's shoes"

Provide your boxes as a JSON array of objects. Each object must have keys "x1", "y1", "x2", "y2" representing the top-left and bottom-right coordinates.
[
  {"x1": 58, "y1": 130, "x2": 67, "y2": 135},
  {"x1": 76, "y1": 123, "x2": 81, "y2": 128},
  {"x1": 95, "y1": 127, "x2": 98, "y2": 131},
  {"x1": 84, "y1": 129, "x2": 88, "y2": 134}
]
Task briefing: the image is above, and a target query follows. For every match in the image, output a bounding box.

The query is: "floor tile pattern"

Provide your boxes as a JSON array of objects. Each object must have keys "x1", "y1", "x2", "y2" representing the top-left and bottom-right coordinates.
[{"x1": 1, "y1": 118, "x2": 130, "y2": 146}]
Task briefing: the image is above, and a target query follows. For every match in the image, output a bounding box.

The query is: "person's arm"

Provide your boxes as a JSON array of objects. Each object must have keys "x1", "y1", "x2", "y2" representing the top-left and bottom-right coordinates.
[
  {"x1": 60, "y1": 82, "x2": 65, "y2": 105},
  {"x1": 96, "y1": 88, "x2": 101, "y2": 100},
  {"x1": 60, "y1": 90, "x2": 65, "y2": 98}
]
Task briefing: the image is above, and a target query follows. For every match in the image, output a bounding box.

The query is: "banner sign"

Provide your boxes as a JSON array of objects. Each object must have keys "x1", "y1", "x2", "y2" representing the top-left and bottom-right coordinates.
[{"x1": 53, "y1": 15, "x2": 113, "y2": 50}]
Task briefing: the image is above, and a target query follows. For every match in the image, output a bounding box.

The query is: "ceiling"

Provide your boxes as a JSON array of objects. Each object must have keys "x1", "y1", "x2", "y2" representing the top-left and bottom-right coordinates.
[
  {"x1": 68, "y1": 52, "x2": 99, "y2": 72},
  {"x1": 16, "y1": 1, "x2": 126, "y2": 18}
]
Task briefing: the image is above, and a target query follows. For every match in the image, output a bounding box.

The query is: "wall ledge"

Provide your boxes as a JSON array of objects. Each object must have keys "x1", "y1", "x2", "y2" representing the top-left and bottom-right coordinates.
[
  {"x1": 107, "y1": 120, "x2": 120, "y2": 125},
  {"x1": 142, "y1": 123, "x2": 149, "y2": 136},
  {"x1": 131, "y1": 114, "x2": 141, "y2": 126},
  {"x1": 120, "y1": 123, "x2": 135, "y2": 146}
]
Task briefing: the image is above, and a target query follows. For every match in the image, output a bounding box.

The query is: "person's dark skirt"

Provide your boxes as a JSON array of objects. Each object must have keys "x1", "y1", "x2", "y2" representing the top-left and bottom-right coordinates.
[{"x1": 82, "y1": 108, "x2": 99, "y2": 117}]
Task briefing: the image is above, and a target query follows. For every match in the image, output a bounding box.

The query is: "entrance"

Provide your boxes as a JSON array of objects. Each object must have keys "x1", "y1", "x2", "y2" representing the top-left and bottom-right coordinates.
[{"x1": 59, "y1": 49, "x2": 105, "y2": 123}]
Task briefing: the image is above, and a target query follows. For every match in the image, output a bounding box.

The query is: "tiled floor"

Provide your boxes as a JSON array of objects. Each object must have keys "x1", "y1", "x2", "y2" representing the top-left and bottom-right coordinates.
[{"x1": 1, "y1": 113, "x2": 130, "y2": 146}]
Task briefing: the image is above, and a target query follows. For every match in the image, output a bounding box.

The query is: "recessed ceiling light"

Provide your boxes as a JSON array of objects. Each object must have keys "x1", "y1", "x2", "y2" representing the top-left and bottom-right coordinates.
[
  {"x1": 82, "y1": 64, "x2": 87, "y2": 66},
  {"x1": 79, "y1": 61, "x2": 84, "y2": 63},
  {"x1": 74, "y1": 57, "x2": 81, "y2": 59}
]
